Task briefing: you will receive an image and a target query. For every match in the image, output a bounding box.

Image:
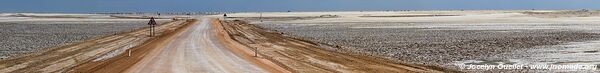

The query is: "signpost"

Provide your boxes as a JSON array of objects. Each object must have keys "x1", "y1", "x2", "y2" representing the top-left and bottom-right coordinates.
[
  {"x1": 148, "y1": 17, "x2": 157, "y2": 37},
  {"x1": 157, "y1": 12, "x2": 161, "y2": 18},
  {"x1": 223, "y1": 13, "x2": 227, "y2": 20}
]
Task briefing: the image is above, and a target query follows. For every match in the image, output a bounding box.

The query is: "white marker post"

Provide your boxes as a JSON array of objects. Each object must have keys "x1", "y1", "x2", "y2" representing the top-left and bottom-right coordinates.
[
  {"x1": 128, "y1": 45, "x2": 132, "y2": 57},
  {"x1": 128, "y1": 49, "x2": 132, "y2": 57},
  {"x1": 254, "y1": 47, "x2": 258, "y2": 57}
]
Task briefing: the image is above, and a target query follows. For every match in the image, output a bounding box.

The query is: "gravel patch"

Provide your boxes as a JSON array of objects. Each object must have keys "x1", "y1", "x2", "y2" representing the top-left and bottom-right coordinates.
[
  {"x1": 254, "y1": 22, "x2": 600, "y2": 70},
  {"x1": 0, "y1": 20, "x2": 167, "y2": 58}
]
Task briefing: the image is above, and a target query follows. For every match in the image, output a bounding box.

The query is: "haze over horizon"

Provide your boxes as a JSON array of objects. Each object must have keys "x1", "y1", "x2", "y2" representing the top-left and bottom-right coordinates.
[{"x1": 1, "y1": 0, "x2": 600, "y2": 13}]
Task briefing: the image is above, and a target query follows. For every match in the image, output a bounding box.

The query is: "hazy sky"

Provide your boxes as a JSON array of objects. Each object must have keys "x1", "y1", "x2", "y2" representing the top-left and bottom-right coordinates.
[{"x1": 1, "y1": 0, "x2": 599, "y2": 13}]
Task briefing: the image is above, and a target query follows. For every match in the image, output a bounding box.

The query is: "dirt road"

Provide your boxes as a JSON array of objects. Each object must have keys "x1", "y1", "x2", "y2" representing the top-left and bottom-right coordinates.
[{"x1": 124, "y1": 18, "x2": 266, "y2": 73}]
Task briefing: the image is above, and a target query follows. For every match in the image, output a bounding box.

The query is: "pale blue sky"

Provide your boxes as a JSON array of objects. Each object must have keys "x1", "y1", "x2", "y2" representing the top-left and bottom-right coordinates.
[{"x1": 1, "y1": 0, "x2": 599, "y2": 13}]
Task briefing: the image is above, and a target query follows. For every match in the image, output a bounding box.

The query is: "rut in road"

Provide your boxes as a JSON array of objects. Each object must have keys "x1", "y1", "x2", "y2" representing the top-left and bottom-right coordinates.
[{"x1": 125, "y1": 18, "x2": 266, "y2": 73}]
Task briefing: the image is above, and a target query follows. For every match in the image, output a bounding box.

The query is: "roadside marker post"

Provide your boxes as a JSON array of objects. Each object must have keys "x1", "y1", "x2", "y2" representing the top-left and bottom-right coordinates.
[
  {"x1": 128, "y1": 49, "x2": 132, "y2": 57},
  {"x1": 254, "y1": 47, "x2": 259, "y2": 57},
  {"x1": 128, "y1": 45, "x2": 133, "y2": 57},
  {"x1": 259, "y1": 12, "x2": 263, "y2": 22}
]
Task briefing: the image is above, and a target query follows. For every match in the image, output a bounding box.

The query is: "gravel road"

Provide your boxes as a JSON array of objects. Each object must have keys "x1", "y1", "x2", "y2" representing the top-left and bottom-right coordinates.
[{"x1": 124, "y1": 19, "x2": 265, "y2": 73}]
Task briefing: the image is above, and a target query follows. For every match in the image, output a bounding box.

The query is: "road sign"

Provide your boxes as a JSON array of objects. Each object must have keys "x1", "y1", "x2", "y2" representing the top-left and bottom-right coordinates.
[
  {"x1": 223, "y1": 14, "x2": 228, "y2": 20},
  {"x1": 148, "y1": 17, "x2": 157, "y2": 37},
  {"x1": 148, "y1": 17, "x2": 157, "y2": 25}
]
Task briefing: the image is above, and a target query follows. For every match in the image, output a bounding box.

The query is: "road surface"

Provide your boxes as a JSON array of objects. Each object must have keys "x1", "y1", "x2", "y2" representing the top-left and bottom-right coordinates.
[{"x1": 124, "y1": 18, "x2": 266, "y2": 73}]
